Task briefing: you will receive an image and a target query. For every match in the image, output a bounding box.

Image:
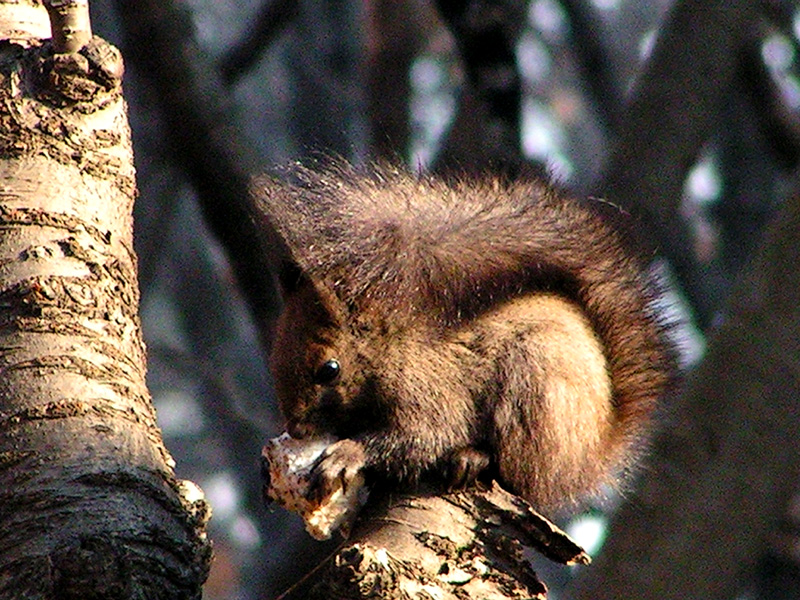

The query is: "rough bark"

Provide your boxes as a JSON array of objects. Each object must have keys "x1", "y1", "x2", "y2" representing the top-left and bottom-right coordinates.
[
  {"x1": 0, "y1": 2, "x2": 211, "y2": 597},
  {"x1": 568, "y1": 193, "x2": 800, "y2": 599},
  {"x1": 311, "y1": 483, "x2": 589, "y2": 600}
]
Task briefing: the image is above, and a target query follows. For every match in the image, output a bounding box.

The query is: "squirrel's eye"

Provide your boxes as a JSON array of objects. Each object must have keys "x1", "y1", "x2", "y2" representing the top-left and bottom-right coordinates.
[{"x1": 313, "y1": 359, "x2": 341, "y2": 385}]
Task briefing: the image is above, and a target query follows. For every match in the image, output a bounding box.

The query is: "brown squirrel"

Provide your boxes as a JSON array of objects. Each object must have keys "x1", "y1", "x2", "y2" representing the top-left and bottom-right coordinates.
[{"x1": 252, "y1": 162, "x2": 676, "y2": 513}]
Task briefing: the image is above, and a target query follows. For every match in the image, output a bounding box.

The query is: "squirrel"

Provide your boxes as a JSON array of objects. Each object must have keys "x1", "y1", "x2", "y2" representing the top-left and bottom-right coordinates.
[{"x1": 251, "y1": 162, "x2": 676, "y2": 514}]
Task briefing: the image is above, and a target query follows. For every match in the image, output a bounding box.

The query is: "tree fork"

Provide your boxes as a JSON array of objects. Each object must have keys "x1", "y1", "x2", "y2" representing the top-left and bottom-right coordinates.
[{"x1": 0, "y1": 2, "x2": 211, "y2": 598}]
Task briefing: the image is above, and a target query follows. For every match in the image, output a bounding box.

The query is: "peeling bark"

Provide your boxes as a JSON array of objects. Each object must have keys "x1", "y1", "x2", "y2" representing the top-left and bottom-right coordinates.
[
  {"x1": 311, "y1": 483, "x2": 589, "y2": 600},
  {"x1": 0, "y1": 2, "x2": 211, "y2": 598}
]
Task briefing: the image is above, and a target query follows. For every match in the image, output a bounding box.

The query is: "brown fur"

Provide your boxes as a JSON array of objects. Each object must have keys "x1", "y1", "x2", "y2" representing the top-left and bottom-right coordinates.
[{"x1": 252, "y1": 162, "x2": 676, "y2": 512}]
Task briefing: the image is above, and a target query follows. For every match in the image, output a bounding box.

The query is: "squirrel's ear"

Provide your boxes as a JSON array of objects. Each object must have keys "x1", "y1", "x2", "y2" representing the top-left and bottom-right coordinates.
[
  {"x1": 249, "y1": 173, "x2": 313, "y2": 286},
  {"x1": 278, "y1": 261, "x2": 345, "y2": 327},
  {"x1": 249, "y1": 171, "x2": 346, "y2": 325},
  {"x1": 249, "y1": 172, "x2": 307, "y2": 253}
]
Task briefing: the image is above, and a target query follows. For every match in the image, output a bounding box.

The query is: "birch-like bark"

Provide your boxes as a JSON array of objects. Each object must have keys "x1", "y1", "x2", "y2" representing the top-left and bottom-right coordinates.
[{"x1": 0, "y1": 2, "x2": 211, "y2": 597}]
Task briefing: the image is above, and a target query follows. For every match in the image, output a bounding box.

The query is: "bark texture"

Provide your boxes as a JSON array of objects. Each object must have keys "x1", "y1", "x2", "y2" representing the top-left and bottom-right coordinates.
[
  {"x1": 43, "y1": 0, "x2": 91, "y2": 53},
  {"x1": 311, "y1": 483, "x2": 589, "y2": 600},
  {"x1": 0, "y1": 3, "x2": 211, "y2": 598}
]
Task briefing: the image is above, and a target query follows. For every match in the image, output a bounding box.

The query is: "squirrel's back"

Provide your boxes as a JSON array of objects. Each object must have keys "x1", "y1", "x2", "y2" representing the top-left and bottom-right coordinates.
[{"x1": 255, "y1": 163, "x2": 676, "y2": 511}]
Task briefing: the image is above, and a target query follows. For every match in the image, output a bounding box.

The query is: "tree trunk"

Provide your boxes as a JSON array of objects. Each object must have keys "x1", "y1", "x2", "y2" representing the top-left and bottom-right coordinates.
[
  {"x1": 365, "y1": 0, "x2": 425, "y2": 162},
  {"x1": 0, "y1": 2, "x2": 211, "y2": 597},
  {"x1": 432, "y1": 0, "x2": 530, "y2": 175}
]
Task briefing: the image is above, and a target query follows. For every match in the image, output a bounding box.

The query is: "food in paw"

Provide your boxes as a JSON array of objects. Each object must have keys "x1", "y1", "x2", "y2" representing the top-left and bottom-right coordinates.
[{"x1": 262, "y1": 432, "x2": 368, "y2": 540}]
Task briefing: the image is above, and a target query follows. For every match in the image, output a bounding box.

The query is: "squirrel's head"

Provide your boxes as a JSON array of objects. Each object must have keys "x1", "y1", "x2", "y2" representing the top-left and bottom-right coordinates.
[
  {"x1": 251, "y1": 167, "x2": 428, "y2": 440},
  {"x1": 269, "y1": 260, "x2": 387, "y2": 440},
  {"x1": 252, "y1": 165, "x2": 467, "y2": 439}
]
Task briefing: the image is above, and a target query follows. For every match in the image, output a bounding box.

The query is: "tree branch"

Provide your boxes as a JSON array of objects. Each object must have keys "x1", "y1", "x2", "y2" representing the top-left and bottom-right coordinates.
[
  {"x1": 218, "y1": 0, "x2": 300, "y2": 85},
  {"x1": 365, "y1": 0, "x2": 427, "y2": 161},
  {"x1": 432, "y1": 0, "x2": 530, "y2": 173},
  {"x1": 600, "y1": 0, "x2": 761, "y2": 327},
  {"x1": 112, "y1": 0, "x2": 281, "y2": 350},
  {"x1": 740, "y1": 20, "x2": 800, "y2": 170},
  {"x1": 313, "y1": 483, "x2": 589, "y2": 599},
  {"x1": 569, "y1": 192, "x2": 800, "y2": 600},
  {"x1": 559, "y1": 0, "x2": 623, "y2": 132},
  {"x1": 43, "y1": 0, "x2": 91, "y2": 53}
]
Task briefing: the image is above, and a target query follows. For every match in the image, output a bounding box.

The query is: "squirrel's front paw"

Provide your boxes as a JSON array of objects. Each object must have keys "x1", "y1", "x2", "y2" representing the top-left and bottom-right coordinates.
[{"x1": 308, "y1": 439, "x2": 366, "y2": 503}]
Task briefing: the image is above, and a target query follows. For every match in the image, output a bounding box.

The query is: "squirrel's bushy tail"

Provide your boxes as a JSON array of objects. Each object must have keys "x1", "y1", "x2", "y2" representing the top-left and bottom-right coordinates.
[{"x1": 253, "y1": 162, "x2": 677, "y2": 467}]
